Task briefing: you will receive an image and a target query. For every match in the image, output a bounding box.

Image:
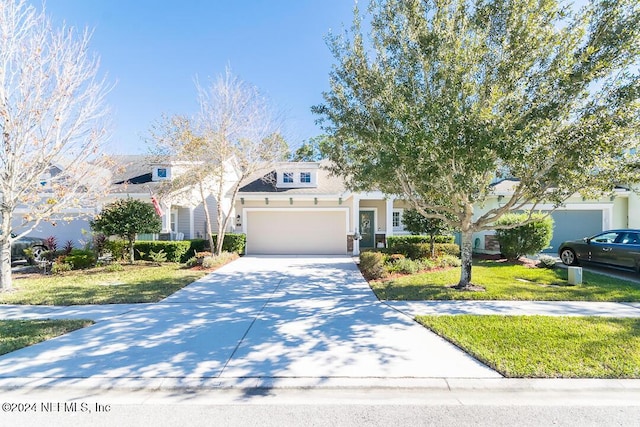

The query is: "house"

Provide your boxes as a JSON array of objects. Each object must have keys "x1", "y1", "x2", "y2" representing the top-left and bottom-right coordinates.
[
  {"x1": 235, "y1": 161, "x2": 414, "y2": 255},
  {"x1": 234, "y1": 162, "x2": 640, "y2": 256},
  {"x1": 20, "y1": 155, "x2": 639, "y2": 256}
]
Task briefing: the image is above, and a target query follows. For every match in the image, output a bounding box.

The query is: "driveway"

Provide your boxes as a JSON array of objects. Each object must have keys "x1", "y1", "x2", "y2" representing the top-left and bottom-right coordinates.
[{"x1": 0, "y1": 256, "x2": 499, "y2": 389}]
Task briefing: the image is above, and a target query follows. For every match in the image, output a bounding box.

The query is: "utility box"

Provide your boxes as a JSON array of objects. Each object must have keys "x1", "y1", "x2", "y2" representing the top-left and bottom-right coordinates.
[{"x1": 568, "y1": 266, "x2": 583, "y2": 285}]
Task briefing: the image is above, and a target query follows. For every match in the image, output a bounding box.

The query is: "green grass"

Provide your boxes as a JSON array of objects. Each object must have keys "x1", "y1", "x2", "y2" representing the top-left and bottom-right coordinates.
[
  {"x1": 417, "y1": 315, "x2": 640, "y2": 378},
  {"x1": 371, "y1": 261, "x2": 640, "y2": 301},
  {"x1": 0, "y1": 264, "x2": 208, "y2": 305},
  {"x1": 0, "y1": 319, "x2": 93, "y2": 356}
]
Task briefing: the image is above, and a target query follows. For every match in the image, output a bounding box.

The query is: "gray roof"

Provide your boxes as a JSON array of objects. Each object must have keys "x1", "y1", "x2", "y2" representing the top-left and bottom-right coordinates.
[
  {"x1": 238, "y1": 161, "x2": 346, "y2": 195},
  {"x1": 108, "y1": 155, "x2": 160, "y2": 194}
]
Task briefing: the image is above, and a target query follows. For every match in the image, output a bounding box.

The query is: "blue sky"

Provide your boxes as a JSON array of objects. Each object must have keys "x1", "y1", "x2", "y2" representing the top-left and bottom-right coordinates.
[{"x1": 41, "y1": 1, "x2": 356, "y2": 154}]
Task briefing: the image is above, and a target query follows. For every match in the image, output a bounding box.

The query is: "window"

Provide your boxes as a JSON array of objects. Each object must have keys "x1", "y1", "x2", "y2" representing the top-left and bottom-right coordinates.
[
  {"x1": 300, "y1": 172, "x2": 311, "y2": 183},
  {"x1": 392, "y1": 209, "x2": 404, "y2": 231},
  {"x1": 283, "y1": 172, "x2": 294, "y2": 183},
  {"x1": 157, "y1": 168, "x2": 167, "y2": 178}
]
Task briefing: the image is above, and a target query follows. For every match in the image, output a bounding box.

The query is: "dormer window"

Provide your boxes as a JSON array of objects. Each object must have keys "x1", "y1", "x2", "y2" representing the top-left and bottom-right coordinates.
[
  {"x1": 300, "y1": 172, "x2": 311, "y2": 183},
  {"x1": 275, "y1": 162, "x2": 319, "y2": 188},
  {"x1": 157, "y1": 168, "x2": 167, "y2": 178},
  {"x1": 283, "y1": 172, "x2": 294, "y2": 183},
  {"x1": 153, "y1": 166, "x2": 171, "y2": 181}
]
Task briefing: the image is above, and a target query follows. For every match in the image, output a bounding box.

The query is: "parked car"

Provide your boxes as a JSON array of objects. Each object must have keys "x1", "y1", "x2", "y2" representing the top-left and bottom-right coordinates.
[
  {"x1": 10, "y1": 236, "x2": 48, "y2": 264},
  {"x1": 558, "y1": 229, "x2": 640, "y2": 273}
]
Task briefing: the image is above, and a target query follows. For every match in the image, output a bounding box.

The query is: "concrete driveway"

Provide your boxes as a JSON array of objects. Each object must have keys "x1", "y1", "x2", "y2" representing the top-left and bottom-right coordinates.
[{"x1": 0, "y1": 256, "x2": 499, "y2": 389}]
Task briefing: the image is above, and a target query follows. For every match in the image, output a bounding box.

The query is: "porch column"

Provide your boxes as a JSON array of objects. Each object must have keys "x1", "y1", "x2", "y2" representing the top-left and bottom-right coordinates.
[
  {"x1": 385, "y1": 197, "x2": 394, "y2": 242},
  {"x1": 189, "y1": 207, "x2": 195, "y2": 240},
  {"x1": 352, "y1": 195, "x2": 360, "y2": 256},
  {"x1": 161, "y1": 202, "x2": 171, "y2": 232}
]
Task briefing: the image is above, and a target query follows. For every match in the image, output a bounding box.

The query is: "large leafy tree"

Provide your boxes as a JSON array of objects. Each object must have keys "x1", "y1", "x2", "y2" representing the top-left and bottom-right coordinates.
[
  {"x1": 313, "y1": 0, "x2": 640, "y2": 289},
  {"x1": 0, "y1": 0, "x2": 112, "y2": 291},
  {"x1": 91, "y1": 198, "x2": 161, "y2": 263}
]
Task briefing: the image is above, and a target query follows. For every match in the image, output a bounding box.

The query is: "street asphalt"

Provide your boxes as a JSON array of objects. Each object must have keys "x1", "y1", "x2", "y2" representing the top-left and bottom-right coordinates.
[{"x1": 0, "y1": 256, "x2": 639, "y2": 394}]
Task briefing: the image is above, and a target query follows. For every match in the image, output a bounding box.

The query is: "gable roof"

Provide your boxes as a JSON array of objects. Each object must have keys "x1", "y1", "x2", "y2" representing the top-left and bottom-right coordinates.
[
  {"x1": 238, "y1": 161, "x2": 346, "y2": 195},
  {"x1": 108, "y1": 155, "x2": 160, "y2": 194}
]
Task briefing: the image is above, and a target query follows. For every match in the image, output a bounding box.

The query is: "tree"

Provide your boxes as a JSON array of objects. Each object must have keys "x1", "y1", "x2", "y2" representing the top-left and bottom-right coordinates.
[
  {"x1": 90, "y1": 198, "x2": 162, "y2": 263},
  {"x1": 313, "y1": 0, "x2": 640, "y2": 289},
  {"x1": 495, "y1": 213, "x2": 554, "y2": 260},
  {"x1": 149, "y1": 69, "x2": 287, "y2": 256},
  {"x1": 401, "y1": 208, "x2": 452, "y2": 258},
  {"x1": 290, "y1": 135, "x2": 332, "y2": 161},
  {"x1": 0, "y1": 0, "x2": 112, "y2": 291}
]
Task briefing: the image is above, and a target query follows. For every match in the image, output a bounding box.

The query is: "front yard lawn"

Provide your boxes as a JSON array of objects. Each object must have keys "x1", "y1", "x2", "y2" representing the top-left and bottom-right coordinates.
[
  {"x1": 0, "y1": 319, "x2": 93, "y2": 356},
  {"x1": 371, "y1": 261, "x2": 640, "y2": 301},
  {"x1": 417, "y1": 315, "x2": 640, "y2": 378},
  {"x1": 0, "y1": 264, "x2": 208, "y2": 305}
]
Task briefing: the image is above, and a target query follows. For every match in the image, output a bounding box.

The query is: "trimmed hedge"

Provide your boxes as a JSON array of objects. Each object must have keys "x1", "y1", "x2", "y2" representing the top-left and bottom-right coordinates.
[
  {"x1": 387, "y1": 240, "x2": 460, "y2": 260},
  {"x1": 134, "y1": 241, "x2": 191, "y2": 263},
  {"x1": 212, "y1": 233, "x2": 246, "y2": 254},
  {"x1": 387, "y1": 235, "x2": 454, "y2": 251}
]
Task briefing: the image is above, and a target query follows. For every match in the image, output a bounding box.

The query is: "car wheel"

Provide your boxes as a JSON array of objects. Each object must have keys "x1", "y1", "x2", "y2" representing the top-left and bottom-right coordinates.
[
  {"x1": 560, "y1": 248, "x2": 578, "y2": 266},
  {"x1": 28, "y1": 245, "x2": 48, "y2": 265}
]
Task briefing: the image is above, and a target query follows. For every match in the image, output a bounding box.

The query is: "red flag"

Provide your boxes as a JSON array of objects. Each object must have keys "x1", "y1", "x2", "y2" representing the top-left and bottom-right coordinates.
[{"x1": 151, "y1": 196, "x2": 164, "y2": 217}]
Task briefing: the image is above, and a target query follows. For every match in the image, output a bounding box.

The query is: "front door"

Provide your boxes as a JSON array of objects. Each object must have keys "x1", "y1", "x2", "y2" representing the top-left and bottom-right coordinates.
[{"x1": 359, "y1": 211, "x2": 375, "y2": 248}]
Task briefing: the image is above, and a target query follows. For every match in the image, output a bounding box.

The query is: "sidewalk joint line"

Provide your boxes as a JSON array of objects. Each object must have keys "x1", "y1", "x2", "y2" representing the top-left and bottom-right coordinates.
[{"x1": 217, "y1": 278, "x2": 284, "y2": 378}]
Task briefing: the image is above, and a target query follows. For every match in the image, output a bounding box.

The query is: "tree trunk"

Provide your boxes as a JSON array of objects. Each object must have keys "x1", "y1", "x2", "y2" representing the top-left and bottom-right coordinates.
[
  {"x1": 455, "y1": 228, "x2": 474, "y2": 289},
  {"x1": 430, "y1": 234, "x2": 436, "y2": 258},
  {"x1": 0, "y1": 241, "x2": 12, "y2": 291},
  {"x1": 199, "y1": 181, "x2": 215, "y2": 255},
  {"x1": 128, "y1": 236, "x2": 135, "y2": 264}
]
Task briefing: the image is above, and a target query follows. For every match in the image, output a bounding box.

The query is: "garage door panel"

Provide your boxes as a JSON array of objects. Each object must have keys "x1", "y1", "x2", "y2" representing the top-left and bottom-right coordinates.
[
  {"x1": 246, "y1": 210, "x2": 347, "y2": 255},
  {"x1": 544, "y1": 210, "x2": 603, "y2": 253}
]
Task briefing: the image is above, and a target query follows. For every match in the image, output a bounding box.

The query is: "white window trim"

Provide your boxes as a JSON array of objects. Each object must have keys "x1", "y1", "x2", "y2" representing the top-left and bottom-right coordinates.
[{"x1": 392, "y1": 208, "x2": 404, "y2": 232}]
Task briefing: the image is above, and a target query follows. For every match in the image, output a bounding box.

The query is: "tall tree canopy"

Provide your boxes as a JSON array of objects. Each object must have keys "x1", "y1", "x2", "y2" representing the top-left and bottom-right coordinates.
[
  {"x1": 149, "y1": 69, "x2": 287, "y2": 255},
  {"x1": 314, "y1": 0, "x2": 640, "y2": 288},
  {"x1": 0, "y1": 0, "x2": 112, "y2": 290}
]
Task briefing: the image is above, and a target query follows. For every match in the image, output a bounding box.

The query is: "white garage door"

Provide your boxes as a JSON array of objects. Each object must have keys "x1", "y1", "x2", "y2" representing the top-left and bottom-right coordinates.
[{"x1": 246, "y1": 209, "x2": 347, "y2": 255}]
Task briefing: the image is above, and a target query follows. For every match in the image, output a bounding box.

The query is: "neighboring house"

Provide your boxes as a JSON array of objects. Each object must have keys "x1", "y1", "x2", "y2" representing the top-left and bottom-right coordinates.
[
  {"x1": 476, "y1": 179, "x2": 639, "y2": 254},
  {"x1": 103, "y1": 155, "x2": 238, "y2": 241}
]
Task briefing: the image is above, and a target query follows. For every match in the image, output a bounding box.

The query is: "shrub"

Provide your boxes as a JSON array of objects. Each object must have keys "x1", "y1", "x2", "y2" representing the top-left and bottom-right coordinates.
[
  {"x1": 202, "y1": 252, "x2": 239, "y2": 269},
  {"x1": 149, "y1": 249, "x2": 168, "y2": 264},
  {"x1": 438, "y1": 254, "x2": 462, "y2": 268},
  {"x1": 359, "y1": 251, "x2": 386, "y2": 280},
  {"x1": 421, "y1": 259, "x2": 436, "y2": 271},
  {"x1": 495, "y1": 213, "x2": 554, "y2": 260},
  {"x1": 104, "y1": 240, "x2": 128, "y2": 261},
  {"x1": 434, "y1": 243, "x2": 461, "y2": 258},
  {"x1": 63, "y1": 240, "x2": 74, "y2": 255},
  {"x1": 93, "y1": 233, "x2": 108, "y2": 257},
  {"x1": 44, "y1": 235, "x2": 58, "y2": 251},
  {"x1": 387, "y1": 235, "x2": 454, "y2": 252},
  {"x1": 187, "y1": 239, "x2": 208, "y2": 256},
  {"x1": 64, "y1": 249, "x2": 97, "y2": 270},
  {"x1": 538, "y1": 255, "x2": 557, "y2": 269},
  {"x1": 51, "y1": 262, "x2": 72, "y2": 274},
  {"x1": 133, "y1": 241, "x2": 191, "y2": 263},
  {"x1": 184, "y1": 256, "x2": 198, "y2": 268},
  {"x1": 104, "y1": 263, "x2": 124, "y2": 272},
  {"x1": 388, "y1": 257, "x2": 422, "y2": 274},
  {"x1": 385, "y1": 240, "x2": 460, "y2": 260},
  {"x1": 212, "y1": 233, "x2": 246, "y2": 254}
]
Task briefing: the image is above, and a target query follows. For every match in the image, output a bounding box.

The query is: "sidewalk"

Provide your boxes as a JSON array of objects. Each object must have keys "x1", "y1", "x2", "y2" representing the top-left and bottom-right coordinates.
[{"x1": 1, "y1": 256, "x2": 639, "y2": 393}]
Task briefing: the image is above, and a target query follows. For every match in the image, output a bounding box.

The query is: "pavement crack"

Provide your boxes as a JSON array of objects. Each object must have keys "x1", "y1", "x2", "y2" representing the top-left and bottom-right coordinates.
[{"x1": 217, "y1": 278, "x2": 284, "y2": 378}]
